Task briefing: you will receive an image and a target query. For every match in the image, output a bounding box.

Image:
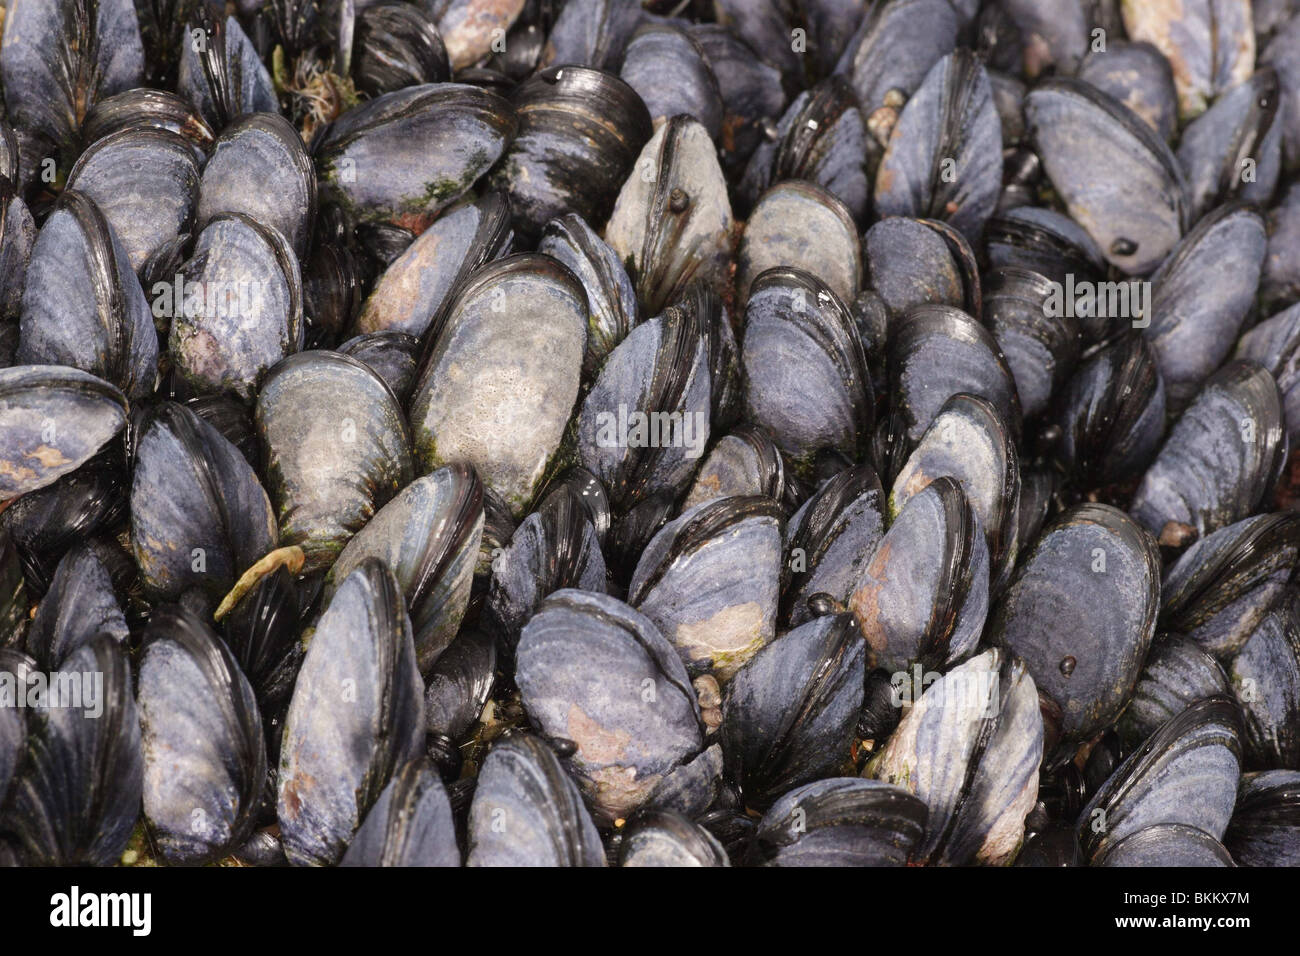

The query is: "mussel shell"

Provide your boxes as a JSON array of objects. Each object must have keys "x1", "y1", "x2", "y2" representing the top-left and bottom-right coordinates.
[
  {"x1": 65, "y1": 127, "x2": 201, "y2": 275},
  {"x1": 491, "y1": 66, "x2": 652, "y2": 244},
  {"x1": 423, "y1": 627, "x2": 496, "y2": 773},
  {"x1": 861, "y1": 217, "x2": 965, "y2": 321},
  {"x1": 1056, "y1": 332, "x2": 1167, "y2": 488},
  {"x1": 325, "y1": 464, "x2": 482, "y2": 676},
  {"x1": 989, "y1": 503, "x2": 1161, "y2": 744},
  {"x1": 0, "y1": 179, "x2": 36, "y2": 322},
  {"x1": 80, "y1": 88, "x2": 215, "y2": 158},
  {"x1": 0, "y1": 366, "x2": 128, "y2": 499},
  {"x1": 3, "y1": 634, "x2": 142, "y2": 865},
  {"x1": 605, "y1": 115, "x2": 734, "y2": 316},
  {"x1": 170, "y1": 213, "x2": 304, "y2": 401},
  {"x1": 257, "y1": 350, "x2": 412, "y2": 574},
  {"x1": 316, "y1": 83, "x2": 517, "y2": 229},
  {"x1": 741, "y1": 267, "x2": 872, "y2": 463},
  {"x1": 721, "y1": 613, "x2": 865, "y2": 810},
  {"x1": 619, "y1": 809, "x2": 729, "y2": 866},
  {"x1": 0, "y1": 648, "x2": 28, "y2": 808},
  {"x1": 277, "y1": 558, "x2": 425, "y2": 866},
  {"x1": 1223, "y1": 770, "x2": 1300, "y2": 865},
  {"x1": 853, "y1": 476, "x2": 989, "y2": 675},
  {"x1": 984, "y1": 205, "x2": 1106, "y2": 296},
  {"x1": 982, "y1": 268, "x2": 1080, "y2": 421},
  {"x1": 339, "y1": 758, "x2": 459, "y2": 866},
  {"x1": 138, "y1": 604, "x2": 266, "y2": 865},
  {"x1": 198, "y1": 112, "x2": 317, "y2": 260},
  {"x1": 17, "y1": 190, "x2": 158, "y2": 401},
  {"x1": 629, "y1": 496, "x2": 785, "y2": 681},
  {"x1": 1130, "y1": 360, "x2": 1287, "y2": 543},
  {"x1": 835, "y1": 0, "x2": 959, "y2": 119},
  {"x1": 682, "y1": 423, "x2": 785, "y2": 510},
  {"x1": 516, "y1": 589, "x2": 702, "y2": 824},
  {"x1": 130, "y1": 401, "x2": 278, "y2": 608},
  {"x1": 25, "y1": 543, "x2": 128, "y2": 671},
  {"x1": 410, "y1": 254, "x2": 587, "y2": 518},
  {"x1": 1116, "y1": 634, "x2": 1232, "y2": 749},
  {"x1": 1098, "y1": 823, "x2": 1236, "y2": 866},
  {"x1": 353, "y1": 2, "x2": 451, "y2": 97},
  {"x1": 539, "y1": 0, "x2": 644, "y2": 71},
  {"x1": 177, "y1": 15, "x2": 278, "y2": 129},
  {"x1": 466, "y1": 732, "x2": 605, "y2": 867},
  {"x1": 1077, "y1": 40, "x2": 1179, "y2": 142},
  {"x1": 357, "y1": 190, "x2": 513, "y2": 340},
  {"x1": 1077, "y1": 696, "x2": 1243, "y2": 863},
  {"x1": 751, "y1": 777, "x2": 928, "y2": 867},
  {"x1": 1228, "y1": 594, "x2": 1300, "y2": 768},
  {"x1": 1025, "y1": 78, "x2": 1189, "y2": 274},
  {"x1": 433, "y1": 0, "x2": 528, "y2": 71},
  {"x1": 736, "y1": 181, "x2": 861, "y2": 309},
  {"x1": 688, "y1": 24, "x2": 786, "y2": 175},
  {"x1": 1147, "y1": 203, "x2": 1268, "y2": 410},
  {"x1": 874, "y1": 49, "x2": 1002, "y2": 243},
  {"x1": 620, "y1": 24, "x2": 723, "y2": 139},
  {"x1": 336, "y1": 330, "x2": 421, "y2": 405},
  {"x1": 1236, "y1": 301, "x2": 1300, "y2": 444}
]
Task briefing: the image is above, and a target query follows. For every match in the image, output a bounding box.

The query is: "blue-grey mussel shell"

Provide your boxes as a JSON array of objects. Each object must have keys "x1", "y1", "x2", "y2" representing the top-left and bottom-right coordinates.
[
  {"x1": 1097, "y1": 823, "x2": 1235, "y2": 867},
  {"x1": 1262, "y1": 181, "x2": 1300, "y2": 312},
  {"x1": 835, "y1": 0, "x2": 959, "y2": 121},
  {"x1": 1026, "y1": 77, "x2": 1189, "y2": 274},
  {"x1": 0, "y1": 177, "x2": 36, "y2": 322},
  {"x1": 1261, "y1": 11, "x2": 1300, "y2": 172},
  {"x1": 138, "y1": 605, "x2": 266, "y2": 865},
  {"x1": 17, "y1": 190, "x2": 158, "y2": 401},
  {"x1": 0, "y1": 0, "x2": 144, "y2": 152},
  {"x1": 1223, "y1": 770, "x2": 1300, "y2": 865},
  {"x1": 516, "y1": 589, "x2": 703, "y2": 824},
  {"x1": 737, "y1": 76, "x2": 867, "y2": 224},
  {"x1": 337, "y1": 331, "x2": 421, "y2": 405},
  {"x1": 484, "y1": 480, "x2": 607, "y2": 654},
  {"x1": 867, "y1": 648, "x2": 1043, "y2": 865},
  {"x1": 78, "y1": 88, "x2": 216, "y2": 160},
  {"x1": 851, "y1": 476, "x2": 989, "y2": 676},
  {"x1": 741, "y1": 267, "x2": 872, "y2": 464},
  {"x1": 629, "y1": 496, "x2": 784, "y2": 681},
  {"x1": 862, "y1": 216, "x2": 973, "y2": 322},
  {"x1": 682, "y1": 422, "x2": 784, "y2": 509},
  {"x1": 1116, "y1": 634, "x2": 1231, "y2": 750},
  {"x1": 340, "y1": 758, "x2": 459, "y2": 866},
  {"x1": 889, "y1": 393, "x2": 1019, "y2": 588},
  {"x1": 2, "y1": 634, "x2": 142, "y2": 865},
  {"x1": 1121, "y1": 0, "x2": 1255, "y2": 120},
  {"x1": 0, "y1": 365, "x2": 128, "y2": 499},
  {"x1": 605, "y1": 115, "x2": 734, "y2": 316},
  {"x1": 65, "y1": 128, "x2": 201, "y2": 275},
  {"x1": 1056, "y1": 332, "x2": 1167, "y2": 489},
  {"x1": 982, "y1": 267, "x2": 1080, "y2": 421},
  {"x1": 984, "y1": 206, "x2": 1106, "y2": 299},
  {"x1": 433, "y1": 0, "x2": 529, "y2": 71},
  {"x1": 1077, "y1": 40, "x2": 1179, "y2": 142},
  {"x1": 687, "y1": 23, "x2": 786, "y2": 174},
  {"x1": 169, "y1": 213, "x2": 304, "y2": 401},
  {"x1": 466, "y1": 732, "x2": 605, "y2": 867},
  {"x1": 278, "y1": 558, "x2": 425, "y2": 866},
  {"x1": 352, "y1": 2, "x2": 451, "y2": 97},
  {"x1": 1146, "y1": 202, "x2": 1268, "y2": 410},
  {"x1": 782, "y1": 463, "x2": 884, "y2": 627},
  {"x1": 751, "y1": 777, "x2": 928, "y2": 867},
  {"x1": 198, "y1": 112, "x2": 318, "y2": 260},
  {"x1": 577, "y1": 297, "x2": 712, "y2": 513},
  {"x1": 357, "y1": 190, "x2": 513, "y2": 340},
  {"x1": 1228, "y1": 591, "x2": 1300, "y2": 768},
  {"x1": 619, "y1": 809, "x2": 729, "y2": 866},
  {"x1": 326, "y1": 464, "x2": 483, "y2": 675},
  {"x1": 424, "y1": 627, "x2": 496, "y2": 775},
  {"x1": 316, "y1": 83, "x2": 517, "y2": 229},
  {"x1": 721, "y1": 613, "x2": 865, "y2": 811},
  {"x1": 258, "y1": 350, "x2": 413, "y2": 574},
  {"x1": 874, "y1": 49, "x2": 1003, "y2": 244},
  {"x1": 1077, "y1": 696, "x2": 1243, "y2": 864},
  {"x1": 491, "y1": 65, "x2": 652, "y2": 243},
  {"x1": 989, "y1": 503, "x2": 1160, "y2": 745},
  {"x1": 1131, "y1": 360, "x2": 1288, "y2": 544},
  {"x1": 131, "y1": 401, "x2": 277, "y2": 609},
  {"x1": 736, "y1": 181, "x2": 862, "y2": 310},
  {"x1": 1237, "y1": 301, "x2": 1300, "y2": 444},
  {"x1": 1160, "y1": 512, "x2": 1300, "y2": 659},
  {"x1": 539, "y1": 212, "x2": 638, "y2": 378},
  {"x1": 25, "y1": 542, "x2": 129, "y2": 671},
  {"x1": 620, "y1": 24, "x2": 723, "y2": 139},
  {"x1": 178, "y1": 15, "x2": 278, "y2": 129},
  {"x1": 410, "y1": 254, "x2": 587, "y2": 518}
]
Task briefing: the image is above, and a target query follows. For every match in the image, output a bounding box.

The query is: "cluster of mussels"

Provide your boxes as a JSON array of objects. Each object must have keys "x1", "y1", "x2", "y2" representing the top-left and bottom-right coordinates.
[{"x1": 0, "y1": 0, "x2": 1299, "y2": 868}]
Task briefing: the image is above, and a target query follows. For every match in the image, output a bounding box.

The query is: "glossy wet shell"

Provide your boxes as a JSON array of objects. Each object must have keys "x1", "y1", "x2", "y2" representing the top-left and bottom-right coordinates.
[
  {"x1": 257, "y1": 351, "x2": 413, "y2": 574},
  {"x1": 620, "y1": 25, "x2": 723, "y2": 138},
  {"x1": 170, "y1": 214, "x2": 303, "y2": 401},
  {"x1": 515, "y1": 589, "x2": 702, "y2": 824},
  {"x1": 326, "y1": 466, "x2": 483, "y2": 675},
  {"x1": 1228, "y1": 597, "x2": 1300, "y2": 767},
  {"x1": 989, "y1": 503, "x2": 1161, "y2": 742},
  {"x1": 682, "y1": 424, "x2": 784, "y2": 509},
  {"x1": 0, "y1": 366, "x2": 127, "y2": 499},
  {"x1": 836, "y1": 0, "x2": 959, "y2": 117},
  {"x1": 619, "y1": 810, "x2": 729, "y2": 866},
  {"x1": 410, "y1": 254, "x2": 587, "y2": 518},
  {"x1": 1098, "y1": 823, "x2": 1235, "y2": 866},
  {"x1": 340, "y1": 759, "x2": 460, "y2": 867},
  {"x1": 466, "y1": 733, "x2": 606, "y2": 866},
  {"x1": 862, "y1": 217, "x2": 964, "y2": 319},
  {"x1": 1223, "y1": 770, "x2": 1300, "y2": 865},
  {"x1": 1236, "y1": 302, "x2": 1300, "y2": 444},
  {"x1": 277, "y1": 559, "x2": 425, "y2": 867},
  {"x1": 982, "y1": 268, "x2": 1079, "y2": 421},
  {"x1": 1116, "y1": 635, "x2": 1231, "y2": 748},
  {"x1": 25, "y1": 543, "x2": 128, "y2": 671},
  {"x1": 337, "y1": 331, "x2": 421, "y2": 404},
  {"x1": 628, "y1": 497, "x2": 784, "y2": 681},
  {"x1": 177, "y1": 15, "x2": 277, "y2": 128}
]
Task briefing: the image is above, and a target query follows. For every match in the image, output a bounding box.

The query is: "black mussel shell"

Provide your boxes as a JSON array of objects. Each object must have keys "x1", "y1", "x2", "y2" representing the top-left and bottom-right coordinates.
[
  {"x1": 353, "y1": 3, "x2": 451, "y2": 97},
  {"x1": 1116, "y1": 634, "x2": 1231, "y2": 749},
  {"x1": 25, "y1": 543, "x2": 129, "y2": 671},
  {"x1": 339, "y1": 758, "x2": 459, "y2": 866},
  {"x1": 424, "y1": 628, "x2": 496, "y2": 777},
  {"x1": 619, "y1": 809, "x2": 729, "y2": 866},
  {"x1": 1223, "y1": 770, "x2": 1300, "y2": 865}
]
